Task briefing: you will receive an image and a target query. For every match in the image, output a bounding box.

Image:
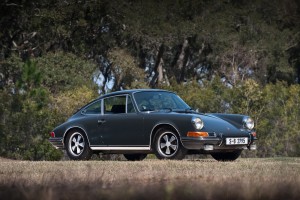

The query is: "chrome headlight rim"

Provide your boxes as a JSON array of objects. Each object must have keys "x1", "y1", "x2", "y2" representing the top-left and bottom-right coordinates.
[
  {"x1": 243, "y1": 116, "x2": 254, "y2": 130},
  {"x1": 191, "y1": 117, "x2": 204, "y2": 130}
]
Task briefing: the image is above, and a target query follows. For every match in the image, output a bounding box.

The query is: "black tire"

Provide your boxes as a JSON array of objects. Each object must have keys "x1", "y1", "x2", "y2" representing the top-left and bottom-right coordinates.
[
  {"x1": 65, "y1": 130, "x2": 92, "y2": 160},
  {"x1": 153, "y1": 128, "x2": 187, "y2": 160},
  {"x1": 211, "y1": 150, "x2": 242, "y2": 162},
  {"x1": 124, "y1": 154, "x2": 147, "y2": 161}
]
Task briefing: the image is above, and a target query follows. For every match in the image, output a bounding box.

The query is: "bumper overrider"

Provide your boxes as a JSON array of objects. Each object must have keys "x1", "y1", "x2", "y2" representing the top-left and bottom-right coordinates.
[{"x1": 181, "y1": 131, "x2": 257, "y2": 152}]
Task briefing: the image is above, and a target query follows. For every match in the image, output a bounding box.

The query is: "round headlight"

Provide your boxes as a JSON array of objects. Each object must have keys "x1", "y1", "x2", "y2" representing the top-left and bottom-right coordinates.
[
  {"x1": 243, "y1": 117, "x2": 254, "y2": 130},
  {"x1": 192, "y1": 117, "x2": 204, "y2": 130}
]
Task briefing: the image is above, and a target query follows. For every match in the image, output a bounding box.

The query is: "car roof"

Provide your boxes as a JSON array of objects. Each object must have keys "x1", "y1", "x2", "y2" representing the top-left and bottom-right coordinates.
[
  {"x1": 97, "y1": 89, "x2": 172, "y2": 99},
  {"x1": 74, "y1": 89, "x2": 177, "y2": 115}
]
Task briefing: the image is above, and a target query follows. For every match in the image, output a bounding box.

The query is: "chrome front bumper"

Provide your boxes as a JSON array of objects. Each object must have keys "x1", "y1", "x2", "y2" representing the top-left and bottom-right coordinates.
[{"x1": 181, "y1": 135, "x2": 257, "y2": 151}]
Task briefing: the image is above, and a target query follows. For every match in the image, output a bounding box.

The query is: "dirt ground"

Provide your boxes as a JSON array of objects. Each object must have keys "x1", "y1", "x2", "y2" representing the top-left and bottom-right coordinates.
[{"x1": 0, "y1": 157, "x2": 299, "y2": 199}]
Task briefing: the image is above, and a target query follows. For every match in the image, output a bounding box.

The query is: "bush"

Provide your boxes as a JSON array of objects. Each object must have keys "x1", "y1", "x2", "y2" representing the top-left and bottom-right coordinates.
[{"x1": 165, "y1": 79, "x2": 300, "y2": 157}]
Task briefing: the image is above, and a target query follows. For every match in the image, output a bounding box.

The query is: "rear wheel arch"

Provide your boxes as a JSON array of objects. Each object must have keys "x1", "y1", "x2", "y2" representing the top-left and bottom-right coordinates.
[
  {"x1": 64, "y1": 127, "x2": 92, "y2": 160},
  {"x1": 63, "y1": 127, "x2": 90, "y2": 147}
]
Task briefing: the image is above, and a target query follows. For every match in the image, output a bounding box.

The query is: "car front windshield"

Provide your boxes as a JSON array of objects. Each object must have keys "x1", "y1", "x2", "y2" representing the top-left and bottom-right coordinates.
[{"x1": 133, "y1": 91, "x2": 190, "y2": 112}]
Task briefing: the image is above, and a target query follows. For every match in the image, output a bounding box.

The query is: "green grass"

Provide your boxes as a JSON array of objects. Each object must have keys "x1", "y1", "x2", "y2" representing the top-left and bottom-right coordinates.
[{"x1": 0, "y1": 158, "x2": 300, "y2": 199}]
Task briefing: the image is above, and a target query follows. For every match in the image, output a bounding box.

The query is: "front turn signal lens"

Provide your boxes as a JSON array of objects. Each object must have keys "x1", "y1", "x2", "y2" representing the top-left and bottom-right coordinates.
[
  {"x1": 251, "y1": 132, "x2": 257, "y2": 137},
  {"x1": 187, "y1": 132, "x2": 209, "y2": 137}
]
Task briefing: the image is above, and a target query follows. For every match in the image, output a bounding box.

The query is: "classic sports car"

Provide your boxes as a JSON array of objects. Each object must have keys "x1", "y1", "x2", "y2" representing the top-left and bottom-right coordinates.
[{"x1": 49, "y1": 89, "x2": 257, "y2": 161}]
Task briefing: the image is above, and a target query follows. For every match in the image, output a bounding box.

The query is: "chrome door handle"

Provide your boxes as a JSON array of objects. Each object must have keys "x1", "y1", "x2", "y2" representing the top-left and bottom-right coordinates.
[{"x1": 98, "y1": 119, "x2": 106, "y2": 124}]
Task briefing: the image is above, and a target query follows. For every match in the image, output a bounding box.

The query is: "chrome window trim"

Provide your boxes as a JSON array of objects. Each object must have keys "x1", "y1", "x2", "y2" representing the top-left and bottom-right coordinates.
[
  {"x1": 126, "y1": 95, "x2": 137, "y2": 113},
  {"x1": 102, "y1": 94, "x2": 130, "y2": 115},
  {"x1": 126, "y1": 94, "x2": 128, "y2": 113}
]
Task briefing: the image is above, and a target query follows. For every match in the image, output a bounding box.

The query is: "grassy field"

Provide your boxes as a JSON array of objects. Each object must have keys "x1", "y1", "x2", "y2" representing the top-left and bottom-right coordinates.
[{"x1": 0, "y1": 157, "x2": 300, "y2": 199}]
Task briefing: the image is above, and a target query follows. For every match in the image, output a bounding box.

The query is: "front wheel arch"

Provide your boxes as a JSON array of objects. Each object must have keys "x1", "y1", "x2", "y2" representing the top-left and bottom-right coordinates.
[
  {"x1": 152, "y1": 127, "x2": 187, "y2": 160},
  {"x1": 151, "y1": 124, "x2": 183, "y2": 147}
]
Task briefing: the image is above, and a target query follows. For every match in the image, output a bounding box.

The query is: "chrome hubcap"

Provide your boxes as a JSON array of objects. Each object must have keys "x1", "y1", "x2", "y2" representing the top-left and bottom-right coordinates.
[
  {"x1": 69, "y1": 132, "x2": 85, "y2": 156},
  {"x1": 158, "y1": 132, "x2": 178, "y2": 157}
]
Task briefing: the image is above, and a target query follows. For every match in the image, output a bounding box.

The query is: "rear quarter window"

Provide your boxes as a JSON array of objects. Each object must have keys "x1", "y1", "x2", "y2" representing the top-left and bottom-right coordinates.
[{"x1": 82, "y1": 101, "x2": 101, "y2": 114}]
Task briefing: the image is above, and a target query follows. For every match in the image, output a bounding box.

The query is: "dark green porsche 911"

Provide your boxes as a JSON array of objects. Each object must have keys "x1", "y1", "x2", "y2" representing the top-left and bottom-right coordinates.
[{"x1": 49, "y1": 89, "x2": 257, "y2": 161}]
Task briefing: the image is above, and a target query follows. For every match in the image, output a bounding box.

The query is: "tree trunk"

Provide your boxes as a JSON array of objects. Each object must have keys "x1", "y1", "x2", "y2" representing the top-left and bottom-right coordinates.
[
  {"x1": 157, "y1": 58, "x2": 164, "y2": 84},
  {"x1": 149, "y1": 44, "x2": 165, "y2": 88},
  {"x1": 174, "y1": 39, "x2": 189, "y2": 83}
]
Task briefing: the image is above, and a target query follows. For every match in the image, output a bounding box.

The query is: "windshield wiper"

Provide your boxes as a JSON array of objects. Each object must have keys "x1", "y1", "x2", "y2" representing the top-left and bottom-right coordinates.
[
  {"x1": 184, "y1": 108, "x2": 196, "y2": 113},
  {"x1": 141, "y1": 108, "x2": 155, "y2": 112},
  {"x1": 186, "y1": 108, "x2": 205, "y2": 114},
  {"x1": 160, "y1": 108, "x2": 173, "y2": 112},
  {"x1": 142, "y1": 108, "x2": 173, "y2": 112}
]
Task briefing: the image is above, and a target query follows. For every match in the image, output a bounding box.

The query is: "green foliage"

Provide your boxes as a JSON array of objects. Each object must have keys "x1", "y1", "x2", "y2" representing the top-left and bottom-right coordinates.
[
  {"x1": 168, "y1": 79, "x2": 300, "y2": 157},
  {"x1": 0, "y1": 54, "x2": 97, "y2": 160},
  {"x1": 0, "y1": 57, "x2": 63, "y2": 160},
  {"x1": 1, "y1": 0, "x2": 300, "y2": 159},
  {"x1": 51, "y1": 85, "x2": 97, "y2": 119},
  {"x1": 17, "y1": 60, "x2": 42, "y2": 90},
  {"x1": 34, "y1": 52, "x2": 97, "y2": 93},
  {"x1": 108, "y1": 48, "x2": 147, "y2": 90}
]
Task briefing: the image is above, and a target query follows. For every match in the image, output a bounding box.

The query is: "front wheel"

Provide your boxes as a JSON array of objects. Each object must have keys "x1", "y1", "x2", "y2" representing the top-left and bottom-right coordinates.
[
  {"x1": 65, "y1": 130, "x2": 92, "y2": 160},
  {"x1": 211, "y1": 150, "x2": 242, "y2": 162},
  {"x1": 153, "y1": 128, "x2": 186, "y2": 160},
  {"x1": 124, "y1": 154, "x2": 147, "y2": 161}
]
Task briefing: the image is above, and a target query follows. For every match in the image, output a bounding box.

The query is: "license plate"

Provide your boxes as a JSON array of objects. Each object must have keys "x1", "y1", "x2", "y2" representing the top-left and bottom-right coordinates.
[{"x1": 226, "y1": 137, "x2": 248, "y2": 145}]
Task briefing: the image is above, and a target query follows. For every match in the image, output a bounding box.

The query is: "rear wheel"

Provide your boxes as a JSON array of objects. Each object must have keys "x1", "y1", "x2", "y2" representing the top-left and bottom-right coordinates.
[
  {"x1": 123, "y1": 154, "x2": 147, "y2": 161},
  {"x1": 211, "y1": 150, "x2": 242, "y2": 161},
  {"x1": 65, "y1": 130, "x2": 92, "y2": 160},
  {"x1": 153, "y1": 128, "x2": 186, "y2": 160}
]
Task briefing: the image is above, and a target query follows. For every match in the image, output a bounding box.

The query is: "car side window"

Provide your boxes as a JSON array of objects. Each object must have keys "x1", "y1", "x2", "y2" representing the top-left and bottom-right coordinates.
[
  {"x1": 104, "y1": 96, "x2": 126, "y2": 114},
  {"x1": 127, "y1": 96, "x2": 136, "y2": 113},
  {"x1": 83, "y1": 100, "x2": 101, "y2": 114}
]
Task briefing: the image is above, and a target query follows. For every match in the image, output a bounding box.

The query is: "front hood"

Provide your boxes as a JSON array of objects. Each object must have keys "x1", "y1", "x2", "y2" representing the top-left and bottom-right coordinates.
[
  {"x1": 196, "y1": 113, "x2": 249, "y2": 136},
  {"x1": 162, "y1": 110, "x2": 247, "y2": 133},
  {"x1": 164, "y1": 109, "x2": 248, "y2": 135}
]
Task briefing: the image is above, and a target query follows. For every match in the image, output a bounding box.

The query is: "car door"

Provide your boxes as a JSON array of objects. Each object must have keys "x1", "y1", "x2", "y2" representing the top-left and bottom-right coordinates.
[
  {"x1": 99, "y1": 95, "x2": 146, "y2": 146},
  {"x1": 80, "y1": 99, "x2": 104, "y2": 146}
]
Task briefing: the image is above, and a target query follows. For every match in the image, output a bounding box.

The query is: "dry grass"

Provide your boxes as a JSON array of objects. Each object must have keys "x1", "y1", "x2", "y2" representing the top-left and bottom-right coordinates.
[{"x1": 0, "y1": 157, "x2": 300, "y2": 199}]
